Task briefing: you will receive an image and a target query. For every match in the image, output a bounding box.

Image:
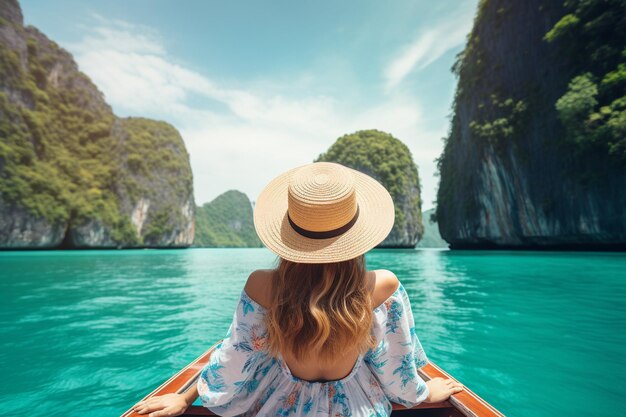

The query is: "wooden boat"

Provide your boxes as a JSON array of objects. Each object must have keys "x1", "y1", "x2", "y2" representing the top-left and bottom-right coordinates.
[{"x1": 122, "y1": 342, "x2": 505, "y2": 417}]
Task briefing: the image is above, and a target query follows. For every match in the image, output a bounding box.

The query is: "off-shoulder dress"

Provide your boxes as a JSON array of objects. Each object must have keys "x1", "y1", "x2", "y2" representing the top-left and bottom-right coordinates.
[{"x1": 197, "y1": 282, "x2": 429, "y2": 417}]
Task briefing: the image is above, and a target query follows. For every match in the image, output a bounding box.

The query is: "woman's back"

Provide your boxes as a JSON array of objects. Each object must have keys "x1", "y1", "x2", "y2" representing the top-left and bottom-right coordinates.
[
  {"x1": 194, "y1": 271, "x2": 431, "y2": 416},
  {"x1": 244, "y1": 268, "x2": 400, "y2": 383}
]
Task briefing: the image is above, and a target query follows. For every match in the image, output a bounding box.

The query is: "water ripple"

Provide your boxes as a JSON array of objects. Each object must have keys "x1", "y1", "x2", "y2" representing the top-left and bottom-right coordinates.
[{"x1": 1, "y1": 248, "x2": 625, "y2": 417}]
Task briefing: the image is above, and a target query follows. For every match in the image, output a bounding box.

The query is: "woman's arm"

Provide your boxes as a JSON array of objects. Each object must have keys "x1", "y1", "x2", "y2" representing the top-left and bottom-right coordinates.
[
  {"x1": 133, "y1": 384, "x2": 198, "y2": 417},
  {"x1": 424, "y1": 377, "x2": 464, "y2": 403}
]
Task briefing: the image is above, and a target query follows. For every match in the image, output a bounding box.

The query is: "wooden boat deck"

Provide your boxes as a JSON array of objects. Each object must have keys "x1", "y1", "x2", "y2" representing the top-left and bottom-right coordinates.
[{"x1": 121, "y1": 343, "x2": 504, "y2": 417}]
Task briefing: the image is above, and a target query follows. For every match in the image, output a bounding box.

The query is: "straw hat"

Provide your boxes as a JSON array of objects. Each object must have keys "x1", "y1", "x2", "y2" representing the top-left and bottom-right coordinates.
[{"x1": 253, "y1": 161, "x2": 395, "y2": 263}]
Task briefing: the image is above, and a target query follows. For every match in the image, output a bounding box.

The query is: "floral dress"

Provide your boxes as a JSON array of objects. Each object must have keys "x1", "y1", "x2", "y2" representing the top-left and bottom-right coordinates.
[{"x1": 197, "y1": 283, "x2": 429, "y2": 417}]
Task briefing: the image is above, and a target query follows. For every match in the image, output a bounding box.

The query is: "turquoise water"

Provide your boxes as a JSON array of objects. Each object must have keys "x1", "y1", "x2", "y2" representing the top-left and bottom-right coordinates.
[{"x1": 1, "y1": 248, "x2": 625, "y2": 416}]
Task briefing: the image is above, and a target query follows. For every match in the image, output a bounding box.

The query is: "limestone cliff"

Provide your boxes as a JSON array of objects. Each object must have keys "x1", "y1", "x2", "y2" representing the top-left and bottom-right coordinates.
[
  {"x1": 436, "y1": 0, "x2": 626, "y2": 249},
  {"x1": 315, "y1": 130, "x2": 423, "y2": 248},
  {"x1": 194, "y1": 190, "x2": 262, "y2": 248},
  {"x1": 0, "y1": 0, "x2": 195, "y2": 248}
]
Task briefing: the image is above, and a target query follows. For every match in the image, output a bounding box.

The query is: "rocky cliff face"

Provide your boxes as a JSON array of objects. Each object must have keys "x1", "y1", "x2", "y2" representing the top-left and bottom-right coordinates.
[
  {"x1": 66, "y1": 118, "x2": 195, "y2": 248},
  {"x1": 315, "y1": 130, "x2": 423, "y2": 248},
  {"x1": 436, "y1": 0, "x2": 626, "y2": 249},
  {"x1": 0, "y1": 0, "x2": 195, "y2": 248},
  {"x1": 194, "y1": 190, "x2": 262, "y2": 247}
]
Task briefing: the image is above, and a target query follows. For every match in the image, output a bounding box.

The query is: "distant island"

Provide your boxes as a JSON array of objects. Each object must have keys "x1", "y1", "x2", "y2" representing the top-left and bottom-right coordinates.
[
  {"x1": 416, "y1": 209, "x2": 447, "y2": 249},
  {"x1": 194, "y1": 190, "x2": 262, "y2": 248}
]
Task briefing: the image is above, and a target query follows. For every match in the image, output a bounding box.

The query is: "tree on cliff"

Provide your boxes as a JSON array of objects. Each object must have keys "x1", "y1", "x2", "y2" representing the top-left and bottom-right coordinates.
[{"x1": 546, "y1": 0, "x2": 626, "y2": 160}]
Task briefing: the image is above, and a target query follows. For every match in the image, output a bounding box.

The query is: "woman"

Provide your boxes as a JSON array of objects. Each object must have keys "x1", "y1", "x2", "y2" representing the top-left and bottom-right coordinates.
[{"x1": 133, "y1": 162, "x2": 463, "y2": 417}]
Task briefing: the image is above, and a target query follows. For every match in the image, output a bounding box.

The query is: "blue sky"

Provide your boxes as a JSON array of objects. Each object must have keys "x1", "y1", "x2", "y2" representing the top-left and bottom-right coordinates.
[{"x1": 21, "y1": 0, "x2": 479, "y2": 210}]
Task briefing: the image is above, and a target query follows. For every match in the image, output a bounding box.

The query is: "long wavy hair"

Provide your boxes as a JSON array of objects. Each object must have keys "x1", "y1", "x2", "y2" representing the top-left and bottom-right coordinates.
[{"x1": 265, "y1": 254, "x2": 376, "y2": 364}]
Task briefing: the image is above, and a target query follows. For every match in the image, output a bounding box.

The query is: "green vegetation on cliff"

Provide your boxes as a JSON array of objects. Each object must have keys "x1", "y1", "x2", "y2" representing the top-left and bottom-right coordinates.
[
  {"x1": 446, "y1": 0, "x2": 626, "y2": 163},
  {"x1": 315, "y1": 130, "x2": 423, "y2": 247},
  {"x1": 437, "y1": 0, "x2": 625, "y2": 195},
  {"x1": 0, "y1": 26, "x2": 121, "y2": 230},
  {"x1": 0, "y1": 1, "x2": 194, "y2": 247},
  {"x1": 546, "y1": 0, "x2": 626, "y2": 159},
  {"x1": 194, "y1": 190, "x2": 262, "y2": 247}
]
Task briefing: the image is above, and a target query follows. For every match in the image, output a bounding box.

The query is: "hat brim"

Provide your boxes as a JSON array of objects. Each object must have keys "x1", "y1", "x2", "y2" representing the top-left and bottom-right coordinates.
[{"x1": 253, "y1": 164, "x2": 395, "y2": 263}]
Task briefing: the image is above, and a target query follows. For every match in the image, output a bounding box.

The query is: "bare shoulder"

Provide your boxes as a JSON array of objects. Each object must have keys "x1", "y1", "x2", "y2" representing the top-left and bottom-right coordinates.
[
  {"x1": 370, "y1": 269, "x2": 400, "y2": 308},
  {"x1": 244, "y1": 269, "x2": 275, "y2": 309}
]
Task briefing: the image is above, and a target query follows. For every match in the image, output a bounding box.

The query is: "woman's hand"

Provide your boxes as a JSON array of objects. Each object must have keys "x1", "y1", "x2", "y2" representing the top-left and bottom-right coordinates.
[
  {"x1": 132, "y1": 393, "x2": 190, "y2": 417},
  {"x1": 424, "y1": 377, "x2": 464, "y2": 403}
]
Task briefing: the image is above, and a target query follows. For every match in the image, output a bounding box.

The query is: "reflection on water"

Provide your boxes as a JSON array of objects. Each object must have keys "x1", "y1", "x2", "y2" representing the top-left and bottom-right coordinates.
[{"x1": 1, "y1": 248, "x2": 625, "y2": 417}]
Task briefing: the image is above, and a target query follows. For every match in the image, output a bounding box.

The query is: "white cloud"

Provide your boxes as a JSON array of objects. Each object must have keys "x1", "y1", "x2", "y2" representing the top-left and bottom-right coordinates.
[
  {"x1": 65, "y1": 17, "x2": 448, "y2": 211},
  {"x1": 384, "y1": 7, "x2": 475, "y2": 90}
]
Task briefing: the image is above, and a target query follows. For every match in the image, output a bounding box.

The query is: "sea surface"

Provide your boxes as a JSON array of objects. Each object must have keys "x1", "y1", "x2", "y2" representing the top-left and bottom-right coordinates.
[{"x1": 1, "y1": 248, "x2": 625, "y2": 417}]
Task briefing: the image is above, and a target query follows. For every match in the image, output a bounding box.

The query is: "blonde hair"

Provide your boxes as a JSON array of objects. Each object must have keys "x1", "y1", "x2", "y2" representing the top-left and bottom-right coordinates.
[{"x1": 265, "y1": 254, "x2": 376, "y2": 364}]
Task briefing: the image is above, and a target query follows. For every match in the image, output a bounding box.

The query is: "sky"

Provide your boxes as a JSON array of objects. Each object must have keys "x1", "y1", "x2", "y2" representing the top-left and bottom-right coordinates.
[{"x1": 21, "y1": 0, "x2": 479, "y2": 211}]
